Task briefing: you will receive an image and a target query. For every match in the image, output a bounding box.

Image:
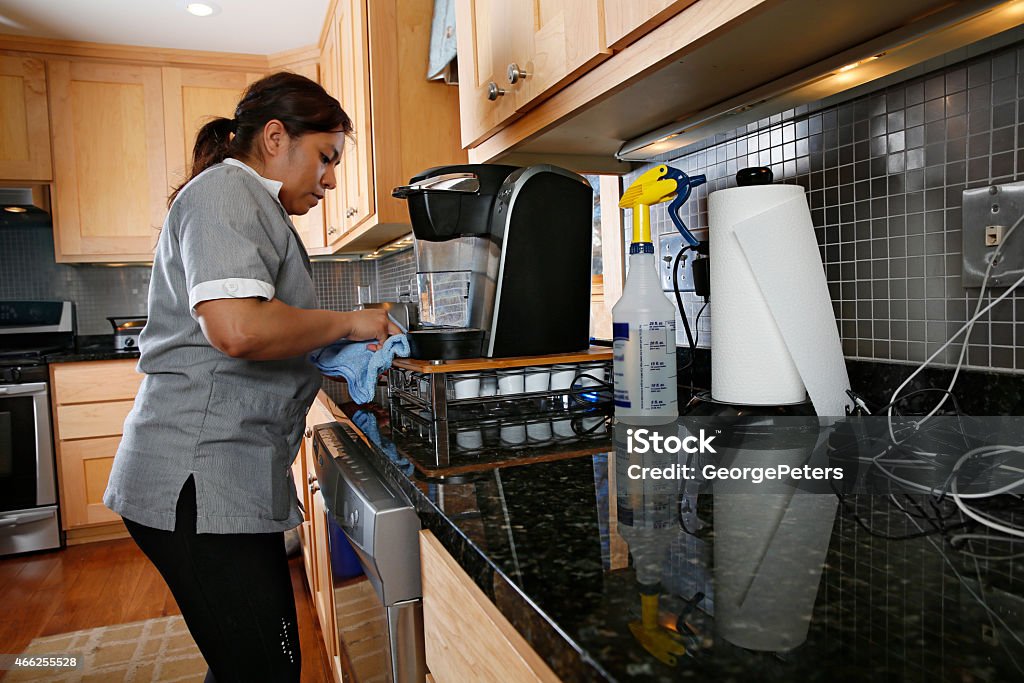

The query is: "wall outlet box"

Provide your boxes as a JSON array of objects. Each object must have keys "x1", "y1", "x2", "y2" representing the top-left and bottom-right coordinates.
[
  {"x1": 962, "y1": 182, "x2": 1024, "y2": 287},
  {"x1": 658, "y1": 232, "x2": 695, "y2": 292}
]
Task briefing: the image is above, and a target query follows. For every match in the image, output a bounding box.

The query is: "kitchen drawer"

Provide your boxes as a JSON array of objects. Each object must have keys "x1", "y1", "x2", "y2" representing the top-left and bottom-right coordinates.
[
  {"x1": 55, "y1": 400, "x2": 134, "y2": 440},
  {"x1": 51, "y1": 360, "x2": 143, "y2": 405}
]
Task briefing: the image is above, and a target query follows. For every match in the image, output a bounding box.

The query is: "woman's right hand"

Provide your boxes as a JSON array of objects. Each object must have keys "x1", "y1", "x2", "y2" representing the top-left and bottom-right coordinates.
[{"x1": 342, "y1": 309, "x2": 401, "y2": 346}]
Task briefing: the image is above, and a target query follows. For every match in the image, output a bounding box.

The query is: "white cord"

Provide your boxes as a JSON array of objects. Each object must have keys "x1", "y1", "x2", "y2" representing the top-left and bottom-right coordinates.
[
  {"x1": 887, "y1": 211, "x2": 1024, "y2": 443},
  {"x1": 871, "y1": 444, "x2": 1024, "y2": 500},
  {"x1": 886, "y1": 268, "x2": 1024, "y2": 444},
  {"x1": 947, "y1": 445, "x2": 1024, "y2": 537}
]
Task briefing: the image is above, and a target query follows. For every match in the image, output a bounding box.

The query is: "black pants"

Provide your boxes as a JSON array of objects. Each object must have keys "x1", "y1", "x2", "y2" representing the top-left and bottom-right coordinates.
[{"x1": 124, "y1": 476, "x2": 301, "y2": 683}]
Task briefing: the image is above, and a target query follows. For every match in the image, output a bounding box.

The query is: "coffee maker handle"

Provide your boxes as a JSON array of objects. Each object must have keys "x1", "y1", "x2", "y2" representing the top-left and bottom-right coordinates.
[{"x1": 392, "y1": 173, "x2": 480, "y2": 198}]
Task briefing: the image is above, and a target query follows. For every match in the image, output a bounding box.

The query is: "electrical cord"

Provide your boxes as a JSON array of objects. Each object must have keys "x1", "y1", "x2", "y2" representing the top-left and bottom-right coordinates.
[{"x1": 887, "y1": 210, "x2": 1024, "y2": 442}]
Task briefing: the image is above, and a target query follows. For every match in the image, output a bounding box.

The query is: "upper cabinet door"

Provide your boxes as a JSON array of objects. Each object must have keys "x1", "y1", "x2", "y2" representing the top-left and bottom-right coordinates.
[
  {"x1": 603, "y1": 0, "x2": 698, "y2": 50},
  {"x1": 507, "y1": 0, "x2": 610, "y2": 111},
  {"x1": 455, "y1": 0, "x2": 609, "y2": 147},
  {"x1": 454, "y1": 0, "x2": 519, "y2": 147},
  {"x1": 48, "y1": 60, "x2": 168, "y2": 262},
  {"x1": 334, "y1": 0, "x2": 374, "y2": 240},
  {"x1": 162, "y1": 67, "x2": 263, "y2": 191},
  {"x1": 0, "y1": 56, "x2": 52, "y2": 181}
]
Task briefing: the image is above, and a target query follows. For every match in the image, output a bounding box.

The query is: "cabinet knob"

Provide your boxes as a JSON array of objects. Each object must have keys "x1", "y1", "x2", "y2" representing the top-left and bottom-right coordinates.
[
  {"x1": 346, "y1": 207, "x2": 357, "y2": 218},
  {"x1": 304, "y1": 427, "x2": 313, "y2": 438},
  {"x1": 506, "y1": 63, "x2": 528, "y2": 84},
  {"x1": 309, "y1": 481, "x2": 320, "y2": 494},
  {"x1": 487, "y1": 82, "x2": 506, "y2": 101},
  {"x1": 307, "y1": 473, "x2": 317, "y2": 484},
  {"x1": 327, "y1": 226, "x2": 338, "y2": 236}
]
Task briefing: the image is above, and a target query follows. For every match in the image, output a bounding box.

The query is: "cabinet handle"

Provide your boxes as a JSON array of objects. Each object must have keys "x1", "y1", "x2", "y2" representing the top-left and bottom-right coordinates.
[
  {"x1": 309, "y1": 481, "x2": 320, "y2": 494},
  {"x1": 506, "y1": 63, "x2": 528, "y2": 84},
  {"x1": 487, "y1": 82, "x2": 506, "y2": 101},
  {"x1": 307, "y1": 473, "x2": 317, "y2": 484}
]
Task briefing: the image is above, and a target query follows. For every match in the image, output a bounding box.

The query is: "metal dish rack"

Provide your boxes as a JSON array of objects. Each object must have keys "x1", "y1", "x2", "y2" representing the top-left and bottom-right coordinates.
[{"x1": 386, "y1": 358, "x2": 613, "y2": 462}]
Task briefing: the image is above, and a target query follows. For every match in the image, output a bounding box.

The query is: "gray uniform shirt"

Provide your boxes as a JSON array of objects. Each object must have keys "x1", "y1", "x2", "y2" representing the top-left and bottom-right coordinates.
[{"x1": 104, "y1": 160, "x2": 321, "y2": 533}]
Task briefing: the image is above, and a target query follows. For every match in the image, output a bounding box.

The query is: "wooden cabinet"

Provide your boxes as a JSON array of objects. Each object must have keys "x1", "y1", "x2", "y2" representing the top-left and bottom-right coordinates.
[
  {"x1": 454, "y1": 0, "x2": 611, "y2": 147},
  {"x1": 0, "y1": 56, "x2": 52, "y2": 181},
  {"x1": 420, "y1": 530, "x2": 559, "y2": 683},
  {"x1": 161, "y1": 67, "x2": 263, "y2": 191},
  {"x1": 48, "y1": 60, "x2": 168, "y2": 263},
  {"x1": 316, "y1": 0, "x2": 465, "y2": 254},
  {"x1": 50, "y1": 360, "x2": 144, "y2": 532}
]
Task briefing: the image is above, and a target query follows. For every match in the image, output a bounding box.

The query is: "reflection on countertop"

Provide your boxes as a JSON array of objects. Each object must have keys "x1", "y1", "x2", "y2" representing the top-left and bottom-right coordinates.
[{"x1": 336, "y1": 402, "x2": 1024, "y2": 682}]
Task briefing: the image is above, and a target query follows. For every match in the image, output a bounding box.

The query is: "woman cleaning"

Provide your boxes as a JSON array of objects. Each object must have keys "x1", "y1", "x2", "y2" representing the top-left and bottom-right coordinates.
[{"x1": 104, "y1": 72, "x2": 399, "y2": 682}]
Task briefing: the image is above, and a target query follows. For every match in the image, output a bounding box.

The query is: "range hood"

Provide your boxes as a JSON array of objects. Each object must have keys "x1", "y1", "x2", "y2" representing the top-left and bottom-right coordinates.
[{"x1": 0, "y1": 186, "x2": 51, "y2": 227}]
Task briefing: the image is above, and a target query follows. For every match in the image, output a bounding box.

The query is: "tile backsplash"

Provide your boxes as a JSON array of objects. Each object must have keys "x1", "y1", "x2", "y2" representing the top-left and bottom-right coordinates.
[
  {"x1": 0, "y1": 225, "x2": 387, "y2": 333},
  {"x1": 636, "y1": 38, "x2": 1024, "y2": 375}
]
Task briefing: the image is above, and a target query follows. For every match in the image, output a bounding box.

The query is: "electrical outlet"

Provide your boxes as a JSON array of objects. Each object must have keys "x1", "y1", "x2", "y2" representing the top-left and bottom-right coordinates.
[
  {"x1": 962, "y1": 183, "x2": 1024, "y2": 287},
  {"x1": 658, "y1": 232, "x2": 695, "y2": 292}
]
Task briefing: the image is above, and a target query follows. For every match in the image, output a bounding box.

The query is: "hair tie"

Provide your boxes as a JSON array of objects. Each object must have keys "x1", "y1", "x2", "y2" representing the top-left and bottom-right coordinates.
[{"x1": 228, "y1": 118, "x2": 239, "y2": 133}]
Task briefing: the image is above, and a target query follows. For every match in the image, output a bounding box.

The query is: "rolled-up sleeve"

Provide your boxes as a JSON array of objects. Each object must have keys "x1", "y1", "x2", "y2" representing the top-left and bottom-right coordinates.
[{"x1": 177, "y1": 187, "x2": 282, "y2": 318}]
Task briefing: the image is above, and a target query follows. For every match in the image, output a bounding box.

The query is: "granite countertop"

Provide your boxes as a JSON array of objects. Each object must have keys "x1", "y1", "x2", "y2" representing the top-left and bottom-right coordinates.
[
  {"x1": 46, "y1": 335, "x2": 140, "y2": 363},
  {"x1": 336, "y1": 399, "x2": 1024, "y2": 682}
]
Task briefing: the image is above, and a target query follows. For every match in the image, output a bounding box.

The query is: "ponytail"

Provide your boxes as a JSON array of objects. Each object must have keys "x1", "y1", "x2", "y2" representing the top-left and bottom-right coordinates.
[{"x1": 168, "y1": 72, "x2": 351, "y2": 206}]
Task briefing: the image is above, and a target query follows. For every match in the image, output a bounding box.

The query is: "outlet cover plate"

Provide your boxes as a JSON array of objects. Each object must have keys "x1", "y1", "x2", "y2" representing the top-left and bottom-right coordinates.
[
  {"x1": 962, "y1": 182, "x2": 1024, "y2": 288},
  {"x1": 658, "y1": 232, "x2": 695, "y2": 292}
]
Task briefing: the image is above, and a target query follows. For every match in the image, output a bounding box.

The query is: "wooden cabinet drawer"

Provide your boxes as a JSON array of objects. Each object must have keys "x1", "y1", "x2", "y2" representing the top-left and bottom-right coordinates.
[
  {"x1": 51, "y1": 360, "x2": 143, "y2": 404},
  {"x1": 56, "y1": 400, "x2": 134, "y2": 440}
]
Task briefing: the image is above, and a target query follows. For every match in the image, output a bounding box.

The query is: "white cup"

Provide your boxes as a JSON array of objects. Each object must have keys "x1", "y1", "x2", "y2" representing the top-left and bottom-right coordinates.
[
  {"x1": 527, "y1": 421, "x2": 552, "y2": 442},
  {"x1": 552, "y1": 418, "x2": 575, "y2": 438},
  {"x1": 456, "y1": 429, "x2": 483, "y2": 451},
  {"x1": 452, "y1": 375, "x2": 480, "y2": 399},
  {"x1": 524, "y1": 367, "x2": 550, "y2": 393},
  {"x1": 549, "y1": 365, "x2": 576, "y2": 391},
  {"x1": 578, "y1": 366, "x2": 606, "y2": 388},
  {"x1": 497, "y1": 370, "x2": 525, "y2": 396},
  {"x1": 500, "y1": 424, "x2": 526, "y2": 444},
  {"x1": 479, "y1": 374, "x2": 498, "y2": 397}
]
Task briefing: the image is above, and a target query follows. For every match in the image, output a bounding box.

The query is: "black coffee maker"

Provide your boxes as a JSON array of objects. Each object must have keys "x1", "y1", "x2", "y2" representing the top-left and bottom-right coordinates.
[{"x1": 392, "y1": 164, "x2": 594, "y2": 359}]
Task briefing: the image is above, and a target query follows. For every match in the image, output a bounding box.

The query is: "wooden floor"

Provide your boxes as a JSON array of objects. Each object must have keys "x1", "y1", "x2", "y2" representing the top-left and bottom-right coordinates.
[{"x1": 0, "y1": 538, "x2": 331, "y2": 682}]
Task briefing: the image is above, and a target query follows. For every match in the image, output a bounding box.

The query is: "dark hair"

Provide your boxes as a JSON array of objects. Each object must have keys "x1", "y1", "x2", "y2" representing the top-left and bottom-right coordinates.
[{"x1": 169, "y1": 71, "x2": 352, "y2": 206}]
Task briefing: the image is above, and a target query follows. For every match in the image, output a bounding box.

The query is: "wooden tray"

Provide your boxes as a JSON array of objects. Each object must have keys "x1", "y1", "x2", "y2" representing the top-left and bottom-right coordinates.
[{"x1": 392, "y1": 346, "x2": 612, "y2": 374}]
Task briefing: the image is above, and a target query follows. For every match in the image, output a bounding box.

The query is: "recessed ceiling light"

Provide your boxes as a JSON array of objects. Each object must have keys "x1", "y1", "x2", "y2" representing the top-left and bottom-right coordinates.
[
  {"x1": 182, "y1": 2, "x2": 220, "y2": 17},
  {"x1": 4, "y1": 206, "x2": 27, "y2": 213}
]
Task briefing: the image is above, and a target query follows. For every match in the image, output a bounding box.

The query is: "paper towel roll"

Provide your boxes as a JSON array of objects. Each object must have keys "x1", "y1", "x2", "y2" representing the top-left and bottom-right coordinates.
[{"x1": 708, "y1": 184, "x2": 852, "y2": 416}]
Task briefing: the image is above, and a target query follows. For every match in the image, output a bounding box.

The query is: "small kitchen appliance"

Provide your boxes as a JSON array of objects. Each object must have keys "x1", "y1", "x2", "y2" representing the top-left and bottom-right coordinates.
[
  {"x1": 107, "y1": 316, "x2": 147, "y2": 351},
  {"x1": 0, "y1": 300, "x2": 75, "y2": 556},
  {"x1": 392, "y1": 163, "x2": 595, "y2": 359}
]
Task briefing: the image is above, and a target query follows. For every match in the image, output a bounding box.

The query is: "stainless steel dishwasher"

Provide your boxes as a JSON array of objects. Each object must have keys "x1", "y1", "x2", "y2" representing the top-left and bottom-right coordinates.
[{"x1": 311, "y1": 421, "x2": 426, "y2": 683}]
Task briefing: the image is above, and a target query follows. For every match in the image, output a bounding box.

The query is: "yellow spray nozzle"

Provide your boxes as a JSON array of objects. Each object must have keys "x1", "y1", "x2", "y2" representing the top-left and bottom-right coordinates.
[{"x1": 619, "y1": 165, "x2": 679, "y2": 244}]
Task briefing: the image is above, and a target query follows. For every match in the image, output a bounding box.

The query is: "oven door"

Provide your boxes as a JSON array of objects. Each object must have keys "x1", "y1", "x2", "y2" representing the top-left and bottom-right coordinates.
[{"x1": 0, "y1": 382, "x2": 55, "y2": 512}]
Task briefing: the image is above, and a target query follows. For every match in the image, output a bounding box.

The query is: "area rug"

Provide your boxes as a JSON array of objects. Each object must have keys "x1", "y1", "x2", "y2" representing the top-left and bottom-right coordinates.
[{"x1": 7, "y1": 615, "x2": 206, "y2": 682}]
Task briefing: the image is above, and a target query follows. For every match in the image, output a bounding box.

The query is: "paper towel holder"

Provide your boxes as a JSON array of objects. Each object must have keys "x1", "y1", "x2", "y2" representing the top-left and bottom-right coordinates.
[{"x1": 736, "y1": 167, "x2": 774, "y2": 186}]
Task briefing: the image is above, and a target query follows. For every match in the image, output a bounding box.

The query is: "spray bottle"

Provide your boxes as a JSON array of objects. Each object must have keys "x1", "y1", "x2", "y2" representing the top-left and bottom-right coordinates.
[{"x1": 613, "y1": 165, "x2": 705, "y2": 420}]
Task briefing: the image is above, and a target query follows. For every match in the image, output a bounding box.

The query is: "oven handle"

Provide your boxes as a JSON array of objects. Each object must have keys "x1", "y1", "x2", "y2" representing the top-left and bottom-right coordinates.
[
  {"x1": 0, "y1": 509, "x2": 53, "y2": 528},
  {"x1": 0, "y1": 383, "x2": 47, "y2": 396}
]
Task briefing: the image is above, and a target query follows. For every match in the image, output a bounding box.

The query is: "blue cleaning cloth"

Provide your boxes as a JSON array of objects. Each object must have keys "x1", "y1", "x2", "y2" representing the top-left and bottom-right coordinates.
[{"x1": 311, "y1": 334, "x2": 410, "y2": 404}]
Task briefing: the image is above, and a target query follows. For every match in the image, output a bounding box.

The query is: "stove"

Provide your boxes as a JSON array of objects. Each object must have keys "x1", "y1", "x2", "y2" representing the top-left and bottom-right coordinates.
[{"x1": 0, "y1": 300, "x2": 75, "y2": 556}]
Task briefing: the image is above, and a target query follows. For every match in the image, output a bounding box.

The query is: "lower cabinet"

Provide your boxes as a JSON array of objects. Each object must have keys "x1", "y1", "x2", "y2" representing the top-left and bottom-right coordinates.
[
  {"x1": 420, "y1": 530, "x2": 559, "y2": 683},
  {"x1": 50, "y1": 359, "x2": 143, "y2": 539},
  {"x1": 299, "y1": 394, "x2": 345, "y2": 683}
]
